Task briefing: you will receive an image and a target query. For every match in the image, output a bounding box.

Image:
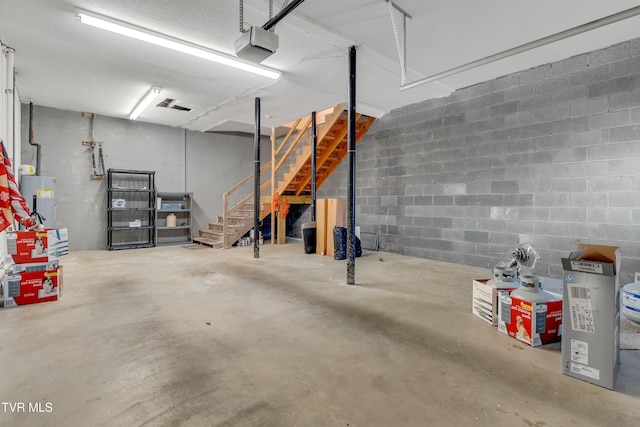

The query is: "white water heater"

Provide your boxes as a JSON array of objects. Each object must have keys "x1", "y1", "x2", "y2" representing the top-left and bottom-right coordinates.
[{"x1": 20, "y1": 175, "x2": 56, "y2": 228}]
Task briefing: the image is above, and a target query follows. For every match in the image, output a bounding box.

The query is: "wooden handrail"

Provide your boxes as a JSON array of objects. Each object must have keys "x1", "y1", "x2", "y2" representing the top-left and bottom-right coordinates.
[
  {"x1": 223, "y1": 161, "x2": 272, "y2": 246},
  {"x1": 281, "y1": 104, "x2": 347, "y2": 195},
  {"x1": 223, "y1": 161, "x2": 272, "y2": 199},
  {"x1": 274, "y1": 116, "x2": 312, "y2": 173},
  {"x1": 275, "y1": 119, "x2": 301, "y2": 156}
]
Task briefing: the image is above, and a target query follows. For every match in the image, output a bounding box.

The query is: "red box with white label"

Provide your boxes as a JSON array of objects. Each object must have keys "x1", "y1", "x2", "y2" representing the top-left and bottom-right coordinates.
[
  {"x1": 497, "y1": 293, "x2": 563, "y2": 347},
  {"x1": 3, "y1": 264, "x2": 63, "y2": 307},
  {"x1": 7, "y1": 228, "x2": 68, "y2": 264}
]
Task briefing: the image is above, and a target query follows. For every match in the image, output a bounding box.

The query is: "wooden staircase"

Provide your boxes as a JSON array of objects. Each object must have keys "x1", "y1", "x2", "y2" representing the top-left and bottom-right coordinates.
[{"x1": 193, "y1": 103, "x2": 376, "y2": 248}]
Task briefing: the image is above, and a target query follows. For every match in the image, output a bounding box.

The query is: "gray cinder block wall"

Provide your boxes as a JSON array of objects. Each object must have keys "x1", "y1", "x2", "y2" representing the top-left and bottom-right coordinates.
[
  {"x1": 320, "y1": 37, "x2": 640, "y2": 283},
  {"x1": 21, "y1": 105, "x2": 268, "y2": 250}
]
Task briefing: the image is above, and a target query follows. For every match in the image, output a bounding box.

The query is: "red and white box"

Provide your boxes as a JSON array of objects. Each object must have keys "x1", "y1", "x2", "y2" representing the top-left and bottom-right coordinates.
[
  {"x1": 2, "y1": 262, "x2": 63, "y2": 307},
  {"x1": 6, "y1": 228, "x2": 68, "y2": 264},
  {"x1": 497, "y1": 293, "x2": 563, "y2": 346}
]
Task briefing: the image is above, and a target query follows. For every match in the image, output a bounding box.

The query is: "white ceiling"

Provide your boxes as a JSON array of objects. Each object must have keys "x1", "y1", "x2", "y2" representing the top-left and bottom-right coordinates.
[{"x1": 2, "y1": 0, "x2": 640, "y2": 134}]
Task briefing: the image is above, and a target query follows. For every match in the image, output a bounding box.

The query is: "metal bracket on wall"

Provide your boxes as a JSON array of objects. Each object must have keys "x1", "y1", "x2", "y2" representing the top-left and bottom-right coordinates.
[{"x1": 81, "y1": 112, "x2": 96, "y2": 146}]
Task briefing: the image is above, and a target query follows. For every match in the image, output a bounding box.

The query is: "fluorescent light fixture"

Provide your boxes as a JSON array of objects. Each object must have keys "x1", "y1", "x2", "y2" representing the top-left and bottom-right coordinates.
[
  {"x1": 75, "y1": 8, "x2": 281, "y2": 80},
  {"x1": 129, "y1": 86, "x2": 162, "y2": 120}
]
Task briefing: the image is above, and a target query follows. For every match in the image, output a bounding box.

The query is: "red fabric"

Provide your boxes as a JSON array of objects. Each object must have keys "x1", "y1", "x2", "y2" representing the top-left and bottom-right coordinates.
[{"x1": 0, "y1": 140, "x2": 32, "y2": 232}]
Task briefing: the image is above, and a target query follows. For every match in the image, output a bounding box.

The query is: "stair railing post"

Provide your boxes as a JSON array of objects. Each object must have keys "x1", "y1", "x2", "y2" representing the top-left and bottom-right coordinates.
[{"x1": 223, "y1": 192, "x2": 229, "y2": 247}]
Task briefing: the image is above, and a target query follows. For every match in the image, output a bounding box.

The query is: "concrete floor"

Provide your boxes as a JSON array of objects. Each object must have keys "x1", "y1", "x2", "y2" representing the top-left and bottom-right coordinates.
[{"x1": 1, "y1": 242, "x2": 639, "y2": 426}]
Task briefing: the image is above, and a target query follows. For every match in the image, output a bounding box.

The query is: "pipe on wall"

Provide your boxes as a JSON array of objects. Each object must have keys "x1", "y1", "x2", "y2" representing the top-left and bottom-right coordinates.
[
  {"x1": 28, "y1": 101, "x2": 41, "y2": 175},
  {"x1": 5, "y1": 47, "x2": 14, "y2": 163}
]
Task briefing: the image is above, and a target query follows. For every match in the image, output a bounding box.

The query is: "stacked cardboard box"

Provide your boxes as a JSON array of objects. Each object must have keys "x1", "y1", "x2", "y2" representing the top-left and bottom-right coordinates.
[
  {"x1": 472, "y1": 279, "x2": 517, "y2": 325},
  {"x1": 1, "y1": 228, "x2": 67, "y2": 308},
  {"x1": 472, "y1": 276, "x2": 564, "y2": 347},
  {"x1": 560, "y1": 244, "x2": 619, "y2": 390},
  {"x1": 497, "y1": 292, "x2": 563, "y2": 347}
]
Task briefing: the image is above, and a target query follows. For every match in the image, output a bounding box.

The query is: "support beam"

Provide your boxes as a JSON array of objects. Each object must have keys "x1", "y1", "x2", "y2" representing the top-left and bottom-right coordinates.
[
  {"x1": 254, "y1": 97, "x2": 261, "y2": 259},
  {"x1": 271, "y1": 127, "x2": 276, "y2": 245},
  {"x1": 347, "y1": 46, "x2": 357, "y2": 285},
  {"x1": 311, "y1": 111, "x2": 317, "y2": 222}
]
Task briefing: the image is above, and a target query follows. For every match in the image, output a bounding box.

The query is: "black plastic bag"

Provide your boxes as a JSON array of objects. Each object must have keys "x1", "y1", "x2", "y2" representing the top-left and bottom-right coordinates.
[{"x1": 333, "y1": 226, "x2": 362, "y2": 259}]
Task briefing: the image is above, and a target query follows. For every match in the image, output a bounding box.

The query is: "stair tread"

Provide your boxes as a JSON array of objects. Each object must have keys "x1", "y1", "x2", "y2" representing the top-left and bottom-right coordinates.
[
  {"x1": 199, "y1": 229, "x2": 224, "y2": 235},
  {"x1": 192, "y1": 237, "x2": 223, "y2": 248}
]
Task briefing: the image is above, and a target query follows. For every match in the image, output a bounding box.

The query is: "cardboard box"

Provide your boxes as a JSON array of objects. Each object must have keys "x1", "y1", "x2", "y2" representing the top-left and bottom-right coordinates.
[
  {"x1": 472, "y1": 279, "x2": 517, "y2": 325},
  {"x1": 6, "y1": 228, "x2": 68, "y2": 264},
  {"x1": 315, "y1": 199, "x2": 346, "y2": 256},
  {"x1": 316, "y1": 199, "x2": 328, "y2": 255},
  {"x1": 560, "y1": 244, "x2": 619, "y2": 390},
  {"x1": 3, "y1": 264, "x2": 63, "y2": 307},
  {"x1": 7, "y1": 260, "x2": 60, "y2": 273},
  {"x1": 498, "y1": 292, "x2": 563, "y2": 346},
  {"x1": 326, "y1": 198, "x2": 346, "y2": 257}
]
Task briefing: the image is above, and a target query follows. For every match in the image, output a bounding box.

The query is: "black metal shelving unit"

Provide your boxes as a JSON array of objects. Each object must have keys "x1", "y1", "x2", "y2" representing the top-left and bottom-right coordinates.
[
  {"x1": 155, "y1": 192, "x2": 193, "y2": 246},
  {"x1": 107, "y1": 169, "x2": 156, "y2": 250}
]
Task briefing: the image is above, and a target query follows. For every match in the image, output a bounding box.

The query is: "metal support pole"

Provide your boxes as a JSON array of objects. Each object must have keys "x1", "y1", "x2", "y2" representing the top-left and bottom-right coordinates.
[
  {"x1": 311, "y1": 111, "x2": 317, "y2": 222},
  {"x1": 347, "y1": 46, "x2": 357, "y2": 285},
  {"x1": 254, "y1": 97, "x2": 261, "y2": 259},
  {"x1": 271, "y1": 127, "x2": 276, "y2": 245}
]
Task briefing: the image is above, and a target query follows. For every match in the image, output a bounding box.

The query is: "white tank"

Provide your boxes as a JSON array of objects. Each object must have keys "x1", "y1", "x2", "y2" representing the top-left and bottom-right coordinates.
[
  {"x1": 510, "y1": 274, "x2": 558, "y2": 304},
  {"x1": 621, "y1": 282, "x2": 640, "y2": 324}
]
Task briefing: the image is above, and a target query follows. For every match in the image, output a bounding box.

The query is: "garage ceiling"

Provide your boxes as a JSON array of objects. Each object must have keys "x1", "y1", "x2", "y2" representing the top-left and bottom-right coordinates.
[{"x1": 2, "y1": 0, "x2": 640, "y2": 134}]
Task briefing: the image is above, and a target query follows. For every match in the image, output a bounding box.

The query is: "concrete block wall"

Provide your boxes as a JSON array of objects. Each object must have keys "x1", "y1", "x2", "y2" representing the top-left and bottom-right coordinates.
[
  {"x1": 21, "y1": 105, "x2": 267, "y2": 250},
  {"x1": 320, "y1": 38, "x2": 640, "y2": 283}
]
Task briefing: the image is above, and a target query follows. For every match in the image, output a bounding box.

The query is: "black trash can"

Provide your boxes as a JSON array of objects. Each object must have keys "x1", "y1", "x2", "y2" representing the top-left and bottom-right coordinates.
[{"x1": 301, "y1": 222, "x2": 317, "y2": 254}]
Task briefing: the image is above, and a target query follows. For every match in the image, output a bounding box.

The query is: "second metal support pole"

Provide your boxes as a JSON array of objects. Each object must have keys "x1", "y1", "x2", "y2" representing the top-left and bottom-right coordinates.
[
  {"x1": 254, "y1": 97, "x2": 261, "y2": 259},
  {"x1": 311, "y1": 111, "x2": 317, "y2": 222},
  {"x1": 347, "y1": 46, "x2": 357, "y2": 285}
]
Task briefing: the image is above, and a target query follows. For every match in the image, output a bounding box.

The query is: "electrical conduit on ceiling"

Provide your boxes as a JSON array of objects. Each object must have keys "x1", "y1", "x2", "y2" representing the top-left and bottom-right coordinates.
[{"x1": 401, "y1": 4, "x2": 640, "y2": 91}]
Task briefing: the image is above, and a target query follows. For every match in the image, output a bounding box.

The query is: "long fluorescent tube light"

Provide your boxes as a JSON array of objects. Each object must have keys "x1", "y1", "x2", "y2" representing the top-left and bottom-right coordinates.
[
  {"x1": 75, "y1": 9, "x2": 281, "y2": 80},
  {"x1": 130, "y1": 86, "x2": 162, "y2": 120}
]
